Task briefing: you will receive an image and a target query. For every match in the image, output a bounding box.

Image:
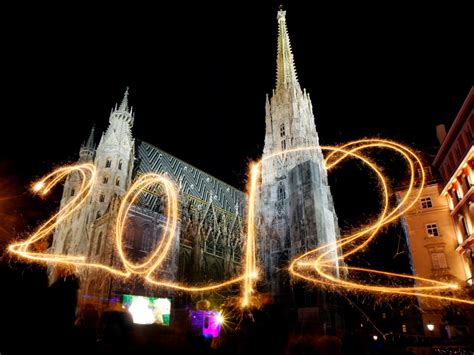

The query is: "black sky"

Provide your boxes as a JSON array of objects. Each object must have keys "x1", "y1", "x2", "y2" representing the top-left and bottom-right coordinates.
[{"x1": 1, "y1": 1, "x2": 473, "y2": 191}]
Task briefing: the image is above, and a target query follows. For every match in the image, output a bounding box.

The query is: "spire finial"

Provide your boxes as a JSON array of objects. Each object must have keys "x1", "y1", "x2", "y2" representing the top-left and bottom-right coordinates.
[
  {"x1": 275, "y1": 7, "x2": 300, "y2": 92},
  {"x1": 85, "y1": 124, "x2": 95, "y2": 149},
  {"x1": 119, "y1": 87, "x2": 129, "y2": 111}
]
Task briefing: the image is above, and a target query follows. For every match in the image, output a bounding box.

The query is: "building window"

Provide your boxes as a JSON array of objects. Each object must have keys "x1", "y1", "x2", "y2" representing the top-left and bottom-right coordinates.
[
  {"x1": 95, "y1": 232, "x2": 102, "y2": 255},
  {"x1": 402, "y1": 324, "x2": 407, "y2": 333},
  {"x1": 99, "y1": 194, "x2": 105, "y2": 203},
  {"x1": 431, "y1": 252, "x2": 448, "y2": 269},
  {"x1": 105, "y1": 159, "x2": 112, "y2": 168},
  {"x1": 118, "y1": 160, "x2": 123, "y2": 170},
  {"x1": 420, "y1": 197, "x2": 433, "y2": 209},
  {"x1": 278, "y1": 183, "x2": 286, "y2": 201},
  {"x1": 426, "y1": 223, "x2": 439, "y2": 237},
  {"x1": 460, "y1": 216, "x2": 470, "y2": 239},
  {"x1": 102, "y1": 176, "x2": 108, "y2": 184},
  {"x1": 465, "y1": 175, "x2": 472, "y2": 189},
  {"x1": 70, "y1": 188, "x2": 75, "y2": 197},
  {"x1": 452, "y1": 188, "x2": 461, "y2": 203},
  {"x1": 280, "y1": 123, "x2": 285, "y2": 137},
  {"x1": 281, "y1": 139, "x2": 286, "y2": 150},
  {"x1": 115, "y1": 177, "x2": 120, "y2": 187},
  {"x1": 96, "y1": 211, "x2": 101, "y2": 219}
]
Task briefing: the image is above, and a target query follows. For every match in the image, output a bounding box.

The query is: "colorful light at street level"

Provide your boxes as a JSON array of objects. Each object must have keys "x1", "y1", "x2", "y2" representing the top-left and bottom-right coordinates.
[
  {"x1": 8, "y1": 139, "x2": 474, "y2": 308},
  {"x1": 215, "y1": 312, "x2": 225, "y2": 325}
]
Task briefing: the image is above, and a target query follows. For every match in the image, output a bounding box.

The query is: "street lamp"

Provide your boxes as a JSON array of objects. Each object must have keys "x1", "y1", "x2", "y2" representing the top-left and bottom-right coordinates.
[
  {"x1": 373, "y1": 335, "x2": 378, "y2": 341},
  {"x1": 427, "y1": 321, "x2": 434, "y2": 332}
]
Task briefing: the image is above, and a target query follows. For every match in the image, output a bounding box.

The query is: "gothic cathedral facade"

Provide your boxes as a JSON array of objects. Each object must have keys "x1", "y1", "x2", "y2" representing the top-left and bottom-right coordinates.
[
  {"x1": 49, "y1": 90, "x2": 246, "y2": 310},
  {"x1": 48, "y1": 9, "x2": 342, "y2": 320},
  {"x1": 257, "y1": 9, "x2": 341, "y2": 306}
]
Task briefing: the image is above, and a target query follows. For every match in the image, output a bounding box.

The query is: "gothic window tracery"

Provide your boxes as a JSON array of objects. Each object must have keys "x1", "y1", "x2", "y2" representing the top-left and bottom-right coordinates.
[
  {"x1": 278, "y1": 183, "x2": 286, "y2": 201},
  {"x1": 105, "y1": 158, "x2": 112, "y2": 168},
  {"x1": 102, "y1": 176, "x2": 109, "y2": 184},
  {"x1": 280, "y1": 123, "x2": 285, "y2": 137}
]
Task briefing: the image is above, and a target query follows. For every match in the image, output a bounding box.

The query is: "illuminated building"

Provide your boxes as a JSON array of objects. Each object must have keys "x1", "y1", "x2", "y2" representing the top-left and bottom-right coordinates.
[
  {"x1": 399, "y1": 87, "x2": 474, "y2": 336},
  {"x1": 49, "y1": 88, "x2": 246, "y2": 310},
  {"x1": 398, "y1": 168, "x2": 467, "y2": 336},
  {"x1": 433, "y1": 87, "x2": 474, "y2": 284},
  {"x1": 257, "y1": 8, "x2": 342, "y2": 324}
]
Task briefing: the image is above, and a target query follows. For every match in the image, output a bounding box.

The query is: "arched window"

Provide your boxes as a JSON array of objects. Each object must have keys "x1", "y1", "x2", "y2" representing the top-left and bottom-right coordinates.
[
  {"x1": 70, "y1": 188, "x2": 75, "y2": 197},
  {"x1": 278, "y1": 183, "x2": 286, "y2": 201},
  {"x1": 118, "y1": 160, "x2": 123, "y2": 170},
  {"x1": 115, "y1": 177, "x2": 121, "y2": 187},
  {"x1": 99, "y1": 194, "x2": 105, "y2": 202},
  {"x1": 105, "y1": 159, "x2": 112, "y2": 168},
  {"x1": 95, "y1": 232, "x2": 103, "y2": 255},
  {"x1": 102, "y1": 176, "x2": 108, "y2": 184}
]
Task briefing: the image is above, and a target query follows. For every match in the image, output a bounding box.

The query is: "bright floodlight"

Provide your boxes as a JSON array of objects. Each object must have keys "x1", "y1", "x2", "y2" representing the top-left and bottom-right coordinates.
[{"x1": 216, "y1": 312, "x2": 225, "y2": 325}]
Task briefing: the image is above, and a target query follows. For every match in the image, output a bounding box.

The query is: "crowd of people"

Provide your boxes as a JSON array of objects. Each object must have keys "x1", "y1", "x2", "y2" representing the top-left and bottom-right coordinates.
[{"x1": 0, "y1": 251, "x2": 350, "y2": 355}]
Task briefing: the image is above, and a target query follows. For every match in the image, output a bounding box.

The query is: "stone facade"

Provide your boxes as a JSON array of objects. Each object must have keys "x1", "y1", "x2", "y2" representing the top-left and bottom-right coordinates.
[
  {"x1": 49, "y1": 89, "x2": 246, "y2": 310},
  {"x1": 257, "y1": 9, "x2": 341, "y2": 302},
  {"x1": 398, "y1": 174, "x2": 468, "y2": 336},
  {"x1": 433, "y1": 87, "x2": 474, "y2": 281}
]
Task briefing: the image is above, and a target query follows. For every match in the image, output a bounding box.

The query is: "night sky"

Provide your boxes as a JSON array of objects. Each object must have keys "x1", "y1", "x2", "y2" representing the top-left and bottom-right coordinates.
[{"x1": 1, "y1": 2, "x2": 473, "y2": 244}]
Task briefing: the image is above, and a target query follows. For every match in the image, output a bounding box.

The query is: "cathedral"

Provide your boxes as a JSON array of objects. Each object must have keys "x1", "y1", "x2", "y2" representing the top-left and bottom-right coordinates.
[
  {"x1": 50, "y1": 89, "x2": 246, "y2": 308},
  {"x1": 49, "y1": 8, "x2": 342, "y2": 324},
  {"x1": 257, "y1": 8, "x2": 342, "y2": 326}
]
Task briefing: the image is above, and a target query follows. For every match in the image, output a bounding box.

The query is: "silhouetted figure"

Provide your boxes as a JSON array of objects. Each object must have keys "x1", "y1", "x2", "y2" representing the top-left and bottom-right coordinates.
[
  {"x1": 97, "y1": 309, "x2": 134, "y2": 354},
  {"x1": 75, "y1": 303, "x2": 100, "y2": 353},
  {"x1": 315, "y1": 326, "x2": 341, "y2": 355},
  {"x1": 47, "y1": 267, "x2": 80, "y2": 353}
]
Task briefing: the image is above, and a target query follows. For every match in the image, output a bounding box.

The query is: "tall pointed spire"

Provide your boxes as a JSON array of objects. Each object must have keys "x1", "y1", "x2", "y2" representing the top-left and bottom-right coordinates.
[
  {"x1": 276, "y1": 7, "x2": 300, "y2": 92},
  {"x1": 118, "y1": 87, "x2": 129, "y2": 111},
  {"x1": 85, "y1": 124, "x2": 95, "y2": 149}
]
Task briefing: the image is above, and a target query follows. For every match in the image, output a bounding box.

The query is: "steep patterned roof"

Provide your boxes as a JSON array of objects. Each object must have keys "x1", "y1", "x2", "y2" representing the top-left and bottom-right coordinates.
[{"x1": 134, "y1": 140, "x2": 246, "y2": 214}]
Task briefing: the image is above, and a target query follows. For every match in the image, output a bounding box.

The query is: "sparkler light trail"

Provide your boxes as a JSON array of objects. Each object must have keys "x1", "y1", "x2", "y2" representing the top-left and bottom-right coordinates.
[{"x1": 8, "y1": 139, "x2": 474, "y2": 308}]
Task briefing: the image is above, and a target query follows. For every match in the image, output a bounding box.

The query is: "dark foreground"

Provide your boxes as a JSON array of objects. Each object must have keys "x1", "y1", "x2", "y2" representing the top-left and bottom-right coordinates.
[{"x1": 1, "y1": 256, "x2": 473, "y2": 355}]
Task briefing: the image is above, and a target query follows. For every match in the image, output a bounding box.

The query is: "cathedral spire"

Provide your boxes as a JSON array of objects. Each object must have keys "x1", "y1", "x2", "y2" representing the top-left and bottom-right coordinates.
[
  {"x1": 79, "y1": 124, "x2": 96, "y2": 161},
  {"x1": 85, "y1": 124, "x2": 95, "y2": 149},
  {"x1": 276, "y1": 7, "x2": 300, "y2": 93},
  {"x1": 118, "y1": 87, "x2": 129, "y2": 111}
]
